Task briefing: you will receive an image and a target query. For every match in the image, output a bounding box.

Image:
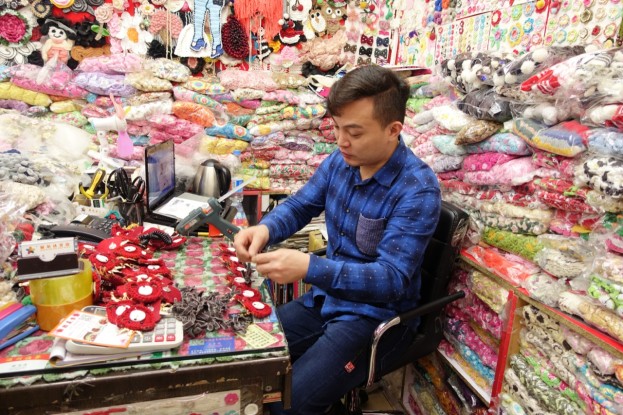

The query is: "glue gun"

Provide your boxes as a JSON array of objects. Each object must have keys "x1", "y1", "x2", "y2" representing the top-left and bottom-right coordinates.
[{"x1": 176, "y1": 197, "x2": 240, "y2": 241}]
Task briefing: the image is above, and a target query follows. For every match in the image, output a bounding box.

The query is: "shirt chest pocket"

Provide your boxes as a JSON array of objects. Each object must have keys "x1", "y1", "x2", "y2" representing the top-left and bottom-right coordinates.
[{"x1": 356, "y1": 214, "x2": 387, "y2": 257}]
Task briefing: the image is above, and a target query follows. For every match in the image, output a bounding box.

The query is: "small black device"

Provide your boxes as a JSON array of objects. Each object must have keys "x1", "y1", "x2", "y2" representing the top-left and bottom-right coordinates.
[{"x1": 47, "y1": 214, "x2": 118, "y2": 242}]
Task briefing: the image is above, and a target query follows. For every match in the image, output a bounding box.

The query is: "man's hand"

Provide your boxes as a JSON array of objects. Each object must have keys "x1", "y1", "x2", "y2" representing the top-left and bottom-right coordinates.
[
  {"x1": 253, "y1": 249, "x2": 310, "y2": 285},
  {"x1": 233, "y1": 225, "x2": 270, "y2": 262}
]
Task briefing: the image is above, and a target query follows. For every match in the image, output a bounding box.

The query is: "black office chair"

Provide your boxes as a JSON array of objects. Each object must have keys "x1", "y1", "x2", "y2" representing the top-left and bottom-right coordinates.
[{"x1": 323, "y1": 201, "x2": 469, "y2": 414}]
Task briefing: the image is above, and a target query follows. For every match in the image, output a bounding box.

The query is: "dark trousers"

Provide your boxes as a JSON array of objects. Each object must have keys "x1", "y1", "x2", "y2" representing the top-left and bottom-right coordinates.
[{"x1": 269, "y1": 293, "x2": 414, "y2": 415}]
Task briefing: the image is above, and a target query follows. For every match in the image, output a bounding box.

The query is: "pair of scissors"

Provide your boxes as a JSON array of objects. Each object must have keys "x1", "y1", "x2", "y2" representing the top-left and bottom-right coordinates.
[{"x1": 79, "y1": 168, "x2": 109, "y2": 200}]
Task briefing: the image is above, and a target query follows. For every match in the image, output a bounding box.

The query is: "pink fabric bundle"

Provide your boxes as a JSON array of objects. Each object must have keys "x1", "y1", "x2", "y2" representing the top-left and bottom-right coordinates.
[
  {"x1": 218, "y1": 69, "x2": 278, "y2": 92},
  {"x1": 412, "y1": 141, "x2": 440, "y2": 158},
  {"x1": 464, "y1": 157, "x2": 558, "y2": 186},
  {"x1": 462, "y1": 153, "x2": 517, "y2": 172},
  {"x1": 272, "y1": 149, "x2": 311, "y2": 162},
  {"x1": 77, "y1": 54, "x2": 144, "y2": 74},
  {"x1": 446, "y1": 317, "x2": 499, "y2": 369},
  {"x1": 437, "y1": 170, "x2": 466, "y2": 181},
  {"x1": 307, "y1": 154, "x2": 329, "y2": 167},
  {"x1": 10, "y1": 64, "x2": 87, "y2": 99},
  {"x1": 148, "y1": 114, "x2": 204, "y2": 139},
  {"x1": 531, "y1": 149, "x2": 577, "y2": 180}
]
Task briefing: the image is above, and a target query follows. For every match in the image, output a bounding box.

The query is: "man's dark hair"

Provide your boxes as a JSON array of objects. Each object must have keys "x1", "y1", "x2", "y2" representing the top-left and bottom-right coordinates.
[{"x1": 327, "y1": 65, "x2": 410, "y2": 127}]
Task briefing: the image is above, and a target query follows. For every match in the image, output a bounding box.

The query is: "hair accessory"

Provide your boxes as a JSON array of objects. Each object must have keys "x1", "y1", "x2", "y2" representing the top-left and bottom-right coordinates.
[
  {"x1": 592, "y1": 25, "x2": 601, "y2": 36},
  {"x1": 0, "y1": 10, "x2": 32, "y2": 46},
  {"x1": 30, "y1": 0, "x2": 52, "y2": 18},
  {"x1": 89, "y1": 252, "x2": 119, "y2": 272},
  {"x1": 376, "y1": 36, "x2": 390, "y2": 47},
  {"x1": 127, "y1": 279, "x2": 163, "y2": 303},
  {"x1": 343, "y1": 43, "x2": 357, "y2": 53},
  {"x1": 360, "y1": 34, "x2": 373, "y2": 45},
  {"x1": 161, "y1": 284, "x2": 182, "y2": 303},
  {"x1": 359, "y1": 46, "x2": 372, "y2": 56},
  {"x1": 106, "y1": 300, "x2": 136, "y2": 324},
  {"x1": 240, "y1": 299, "x2": 272, "y2": 318},
  {"x1": 580, "y1": 9, "x2": 593, "y2": 22},
  {"x1": 235, "y1": 287, "x2": 261, "y2": 303},
  {"x1": 357, "y1": 56, "x2": 371, "y2": 65},
  {"x1": 115, "y1": 302, "x2": 159, "y2": 331},
  {"x1": 558, "y1": 14, "x2": 570, "y2": 26},
  {"x1": 374, "y1": 48, "x2": 388, "y2": 59},
  {"x1": 604, "y1": 22, "x2": 617, "y2": 37}
]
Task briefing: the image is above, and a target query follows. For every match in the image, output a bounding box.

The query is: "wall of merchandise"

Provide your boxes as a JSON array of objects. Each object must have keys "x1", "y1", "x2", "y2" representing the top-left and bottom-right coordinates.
[{"x1": 392, "y1": 0, "x2": 623, "y2": 67}]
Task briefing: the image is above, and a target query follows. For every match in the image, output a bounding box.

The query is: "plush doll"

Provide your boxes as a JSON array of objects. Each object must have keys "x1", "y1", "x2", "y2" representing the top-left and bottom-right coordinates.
[
  {"x1": 306, "y1": 7, "x2": 327, "y2": 39},
  {"x1": 496, "y1": 45, "x2": 585, "y2": 87},
  {"x1": 277, "y1": 13, "x2": 305, "y2": 45},
  {"x1": 521, "y1": 102, "x2": 571, "y2": 126},
  {"x1": 251, "y1": 25, "x2": 272, "y2": 60},
  {"x1": 320, "y1": 2, "x2": 345, "y2": 35},
  {"x1": 39, "y1": 18, "x2": 78, "y2": 68},
  {"x1": 288, "y1": 0, "x2": 314, "y2": 38}
]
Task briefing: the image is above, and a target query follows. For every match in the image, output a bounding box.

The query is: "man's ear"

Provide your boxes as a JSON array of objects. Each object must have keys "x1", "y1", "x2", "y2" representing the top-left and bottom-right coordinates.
[{"x1": 388, "y1": 121, "x2": 403, "y2": 139}]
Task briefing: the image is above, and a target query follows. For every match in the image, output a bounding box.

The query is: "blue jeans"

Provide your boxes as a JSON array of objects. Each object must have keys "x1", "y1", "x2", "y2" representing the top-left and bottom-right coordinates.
[{"x1": 269, "y1": 293, "x2": 415, "y2": 415}]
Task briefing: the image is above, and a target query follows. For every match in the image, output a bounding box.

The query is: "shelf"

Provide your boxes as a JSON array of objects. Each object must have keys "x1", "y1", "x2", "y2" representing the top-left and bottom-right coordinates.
[
  {"x1": 460, "y1": 254, "x2": 623, "y2": 360},
  {"x1": 437, "y1": 349, "x2": 492, "y2": 405},
  {"x1": 519, "y1": 294, "x2": 623, "y2": 359}
]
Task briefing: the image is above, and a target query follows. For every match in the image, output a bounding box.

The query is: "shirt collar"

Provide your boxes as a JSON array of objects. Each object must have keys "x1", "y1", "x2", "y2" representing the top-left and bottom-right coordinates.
[{"x1": 370, "y1": 137, "x2": 408, "y2": 188}]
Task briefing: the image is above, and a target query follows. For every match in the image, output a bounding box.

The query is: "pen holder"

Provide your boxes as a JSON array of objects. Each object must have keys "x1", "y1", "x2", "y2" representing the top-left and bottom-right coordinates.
[
  {"x1": 29, "y1": 259, "x2": 93, "y2": 331},
  {"x1": 118, "y1": 200, "x2": 144, "y2": 226}
]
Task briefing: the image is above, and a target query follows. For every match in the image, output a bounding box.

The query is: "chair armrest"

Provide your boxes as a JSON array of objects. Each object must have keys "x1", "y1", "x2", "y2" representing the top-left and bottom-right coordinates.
[
  {"x1": 395, "y1": 290, "x2": 465, "y2": 325},
  {"x1": 364, "y1": 290, "x2": 465, "y2": 388}
]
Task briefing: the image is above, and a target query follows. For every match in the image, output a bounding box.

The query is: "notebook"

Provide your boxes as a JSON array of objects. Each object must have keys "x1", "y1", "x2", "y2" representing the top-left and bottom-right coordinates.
[{"x1": 143, "y1": 140, "x2": 209, "y2": 224}]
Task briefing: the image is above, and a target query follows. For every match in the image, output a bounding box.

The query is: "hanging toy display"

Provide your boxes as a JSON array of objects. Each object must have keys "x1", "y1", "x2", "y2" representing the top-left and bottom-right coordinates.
[
  {"x1": 221, "y1": 13, "x2": 250, "y2": 59},
  {"x1": 39, "y1": 17, "x2": 78, "y2": 68},
  {"x1": 278, "y1": 13, "x2": 305, "y2": 45}
]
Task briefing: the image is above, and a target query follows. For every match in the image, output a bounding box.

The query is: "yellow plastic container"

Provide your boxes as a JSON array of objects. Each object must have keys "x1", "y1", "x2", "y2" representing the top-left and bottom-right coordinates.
[{"x1": 29, "y1": 259, "x2": 93, "y2": 331}]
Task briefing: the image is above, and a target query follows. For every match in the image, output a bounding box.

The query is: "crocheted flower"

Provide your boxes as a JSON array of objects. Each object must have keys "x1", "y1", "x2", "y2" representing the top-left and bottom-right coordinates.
[
  {"x1": 0, "y1": 10, "x2": 31, "y2": 46},
  {"x1": 491, "y1": 10, "x2": 502, "y2": 26},
  {"x1": 138, "y1": 2, "x2": 156, "y2": 16},
  {"x1": 508, "y1": 23, "x2": 523, "y2": 47},
  {"x1": 114, "y1": 12, "x2": 153, "y2": 55},
  {"x1": 94, "y1": 3, "x2": 114, "y2": 23}
]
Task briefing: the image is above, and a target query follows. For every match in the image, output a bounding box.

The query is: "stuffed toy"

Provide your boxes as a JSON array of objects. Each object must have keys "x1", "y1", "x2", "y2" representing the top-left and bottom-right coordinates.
[
  {"x1": 521, "y1": 48, "x2": 623, "y2": 105},
  {"x1": 319, "y1": 2, "x2": 345, "y2": 35},
  {"x1": 288, "y1": 0, "x2": 314, "y2": 39},
  {"x1": 277, "y1": 13, "x2": 305, "y2": 45},
  {"x1": 514, "y1": 102, "x2": 572, "y2": 126},
  {"x1": 251, "y1": 25, "x2": 272, "y2": 60},
  {"x1": 39, "y1": 17, "x2": 78, "y2": 69},
  {"x1": 494, "y1": 45, "x2": 585, "y2": 87},
  {"x1": 306, "y1": 7, "x2": 327, "y2": 38}
]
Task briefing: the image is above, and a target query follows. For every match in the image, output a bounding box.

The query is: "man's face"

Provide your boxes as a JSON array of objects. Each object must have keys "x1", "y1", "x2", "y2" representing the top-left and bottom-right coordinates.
[{"x1": 332, "y1": 97, "x2": 401, "y2": 178}]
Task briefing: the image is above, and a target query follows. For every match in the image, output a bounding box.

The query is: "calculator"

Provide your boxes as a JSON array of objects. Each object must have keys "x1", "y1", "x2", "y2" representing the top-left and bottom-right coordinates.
[{"x1": 65, "y1": 305, "x2": 184, "y2": 355}]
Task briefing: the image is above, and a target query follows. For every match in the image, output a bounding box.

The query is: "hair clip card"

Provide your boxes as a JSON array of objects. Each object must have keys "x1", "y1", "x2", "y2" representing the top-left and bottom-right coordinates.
[{"x1": 49, "y1": 310, "x2": 135, "y2": 349}]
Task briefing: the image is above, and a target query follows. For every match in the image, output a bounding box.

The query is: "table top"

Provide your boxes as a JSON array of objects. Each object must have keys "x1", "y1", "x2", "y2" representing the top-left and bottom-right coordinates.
[{"x1": 0, "y1": 237, "x2": 287, "y2": 388}]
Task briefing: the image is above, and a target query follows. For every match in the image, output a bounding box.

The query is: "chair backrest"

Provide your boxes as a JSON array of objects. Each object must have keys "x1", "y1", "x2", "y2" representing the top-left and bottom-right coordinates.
[
  {"x1": 417, "y1": 201, "x2": 468, "y2": 344},
  {"x1": 377, "y1": 201, "x2": 468, "y2": 376}
]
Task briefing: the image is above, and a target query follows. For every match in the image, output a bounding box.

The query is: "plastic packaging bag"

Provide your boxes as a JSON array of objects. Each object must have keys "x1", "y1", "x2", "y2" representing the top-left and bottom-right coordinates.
[{"x1": 457, "y1": 87, "x2": 514, "y2": 122}]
